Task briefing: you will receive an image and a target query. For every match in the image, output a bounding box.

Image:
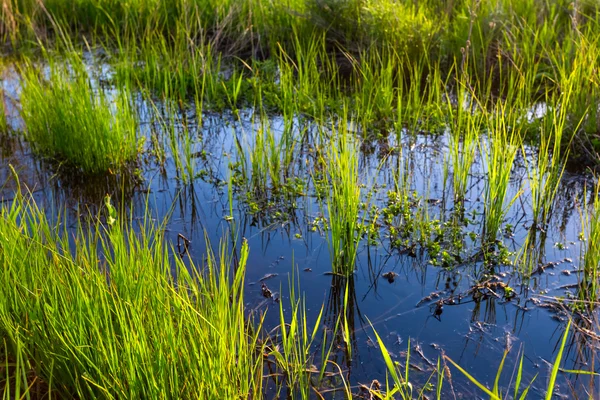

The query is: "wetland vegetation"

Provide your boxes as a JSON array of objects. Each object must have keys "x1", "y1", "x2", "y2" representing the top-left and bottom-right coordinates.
[{"x1": 1, "y1": 0, "x2": 600, "y2": 398}]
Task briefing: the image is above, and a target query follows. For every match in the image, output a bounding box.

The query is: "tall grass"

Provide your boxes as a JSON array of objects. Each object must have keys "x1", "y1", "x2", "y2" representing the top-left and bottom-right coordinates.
[
  {"x1": 20, "y1": 57, "x2": 139, "y2": 174},
  {"x1": 265, "y1": 270, "x2": 333, "y2": 398},
  {"x1": 481, "y1": 102, "x2": 523, "y2": 247},
  {"x1": 369, "y1": 323, "x2": 416, "y2": 400},
  {"x1": 0, "y1": 87, "x2": 7, "y2": 133},
  {"x1": 147, "y1": 97, "x2": 197, "y2": 184},
  {"x1": 579, "y1": 179, "x2": 600, "y2": 306},
  {"x1": 0, "y1": 184, "x2": 264, "y2": 398},
  {"x1": 445, "y1": 71, "x2": 483, "y2": 203},
  {"x1": 525, "y1": 88, "x2": 576, "y2": 231},
  {"x1": 320, "y1": 112, "x2": 362, "y2": 275}
]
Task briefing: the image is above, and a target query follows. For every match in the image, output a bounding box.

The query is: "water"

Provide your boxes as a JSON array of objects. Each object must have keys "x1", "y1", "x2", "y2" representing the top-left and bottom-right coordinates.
[{"x1": 1, "y1": 60, "x2": 598, "y2": 398}]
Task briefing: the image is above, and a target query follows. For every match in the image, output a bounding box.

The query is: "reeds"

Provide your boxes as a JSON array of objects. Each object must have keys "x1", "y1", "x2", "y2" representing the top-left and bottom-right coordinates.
[{"x1": 20, "y1": 58, "x2": 138, "y2": 174}]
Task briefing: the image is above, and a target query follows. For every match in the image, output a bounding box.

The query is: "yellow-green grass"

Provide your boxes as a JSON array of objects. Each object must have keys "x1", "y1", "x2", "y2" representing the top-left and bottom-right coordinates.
[{"x1": 20, "y1": 58, "x2": 139, "y2": 174}]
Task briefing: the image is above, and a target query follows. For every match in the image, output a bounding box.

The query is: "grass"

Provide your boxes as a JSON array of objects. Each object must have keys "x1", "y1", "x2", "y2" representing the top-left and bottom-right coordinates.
[
  {"x1": 20, "y1": 56, "x2": 139, "y2": 174},
  {"x1": 579, "y1": 178, "x2": 600, "y2": 306},
  {"x1": 369, "y1": 323, "x2": 415, "y2": 399},
  {"x1": 265, "y1": 270, "x2": 331, "y2": 398},
  {"x1": 149, "y1": 97, "x2": 197, "y2": 184},
  {"x1": 0, "y1": 86, "x2": 7, "y2": 134},
  {"x1": 481, "y1": 101, "x2": 523, "y2": 248},
  {"x1": 445, "y1": 71, "x2": 484, "y2": 203},
  {"x1": 369, "y1": 319, "x2": 577, "y2": 400},
  {"x1": 2, "y1": 0, "x2": 600, "y2": 397},
  {"x1": 0, "y1": 174, "x2": 431, "y2": 400},
  {"x1": 443, "y1": 319, "x2": 574, "y2": 400},
  {"x1": 525, "y1": 88, "x2": 577, "y2": 231},
  {"x1": 320, "y1": 111, "x2": 363, "y2": 275},
  {"x1": 0, "y1": 182, "x2": 264, "y2": 398}
]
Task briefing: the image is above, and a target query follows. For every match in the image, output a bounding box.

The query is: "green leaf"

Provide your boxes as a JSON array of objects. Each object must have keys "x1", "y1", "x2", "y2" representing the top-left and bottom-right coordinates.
[{"x1": 545, "y1": 319, "x2": 571, "y2": 400}]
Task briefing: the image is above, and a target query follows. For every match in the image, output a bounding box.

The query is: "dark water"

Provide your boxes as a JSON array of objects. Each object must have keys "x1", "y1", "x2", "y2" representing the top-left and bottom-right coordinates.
[{"x1": 1, "y1": 62, "x2": 598, "y2": 398}]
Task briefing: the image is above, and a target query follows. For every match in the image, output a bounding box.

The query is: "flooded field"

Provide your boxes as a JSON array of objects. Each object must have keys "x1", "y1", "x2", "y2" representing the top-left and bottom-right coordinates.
[
  {"x1": 2, "y1": 1, "x2": 600, "y2": 398},
  {"x1": 1, "y1": 56, "x2": 599, "y2": 398}
]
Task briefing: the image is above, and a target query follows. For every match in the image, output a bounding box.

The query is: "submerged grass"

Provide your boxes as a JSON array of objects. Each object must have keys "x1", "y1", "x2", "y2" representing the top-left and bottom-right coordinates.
[
  {"x1": 20, "y1": 57, "x2": 139, "y2": 174},
  {"x1": 444, "y1": 320, "x2": 574, "y2": 400}
]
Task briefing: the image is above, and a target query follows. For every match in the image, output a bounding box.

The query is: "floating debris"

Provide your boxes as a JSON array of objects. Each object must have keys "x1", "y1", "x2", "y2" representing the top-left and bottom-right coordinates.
[
  {"x1": 177, "y1": 233, "x2": 191, "y2": 257},
  {"x1": 432, "y1": 300, "x2": 444, "y2": 321},
  {"x1": 416, "y1": 291, "x2": 443, "y2": 307},
  {"x1": 261, "y1": 282, "x2": 273, "y2": 298},
  {"x1": 382, "y1": 271, "x2": 398, "y2": 283},
  {"x1": 259, "y1": 273, "x2": 278, "y2": 282},
  {"x1": 414, "y1": 343, "x2": 435, "y2": 368}
]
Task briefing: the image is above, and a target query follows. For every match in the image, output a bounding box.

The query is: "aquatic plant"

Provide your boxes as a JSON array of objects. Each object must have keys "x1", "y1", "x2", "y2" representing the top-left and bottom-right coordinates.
[
  {"x1": 0, "y1": 185, "x2": 264, "y2": 398},
  {"x1": 0, "y1": 88, "x2": 7, "y2": 133},
  {"x1": 20, "y1": 58, "x2": 138, "y2": 174},
  {"x1": 445, "y1": 70, "x2": 484, "y2": 202},
  {"x1": 320, "y1": 112, "x2": 362, "y2": 275},
  {"x1": 147, "y1": 97, "x2": 197, "y2": 184},
  {"x1": 481, "y1": 102, "x2": 523, "y2": 247},
  {"x1": 525, "y1": 73, "x2": 585, "y2": 230},
  {"x1": 370, "y1": 317, "x2": 447, "y2": 400},
  {"x1": 580, "y1": 179, "x2": 600, "y2": 306},
  {"x1": 265, "y1": 270, "x2": 330, "y2": 398},
  {"x1": 444, "y1": 320, "x2": 573, "y2": 400}
]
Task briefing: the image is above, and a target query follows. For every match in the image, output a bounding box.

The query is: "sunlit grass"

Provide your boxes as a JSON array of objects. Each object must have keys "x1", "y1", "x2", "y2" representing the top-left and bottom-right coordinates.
[
  {"x1": 481, "y1": 102, "x2": 523, "y2": 247},
  {"x1": 0, "y1": 183, "x2": 264, "y2": 398},
  {"x1": 579, "y1": 179, "x2": 600, "y2": 306},
  {"x1": 20, "y1": 57, "x2": 139, "y2": 174},
  {"x1": 320, "y1": 112, "x2": 362, "y2": 275}
]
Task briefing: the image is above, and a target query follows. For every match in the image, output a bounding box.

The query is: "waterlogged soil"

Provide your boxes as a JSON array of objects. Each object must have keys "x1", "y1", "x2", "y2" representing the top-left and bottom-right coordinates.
[{"x1": 1, "y1": 62, "x2": 598, "y2": 398}]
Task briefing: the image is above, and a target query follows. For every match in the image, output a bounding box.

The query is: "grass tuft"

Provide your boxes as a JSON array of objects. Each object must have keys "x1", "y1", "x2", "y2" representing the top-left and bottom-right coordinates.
[
  {"x1": 0, "y1": 187, "x2": 264, "y2": 398},
  {"x1": 20, "y1": 57, "x2": 139, "y2": 174}
]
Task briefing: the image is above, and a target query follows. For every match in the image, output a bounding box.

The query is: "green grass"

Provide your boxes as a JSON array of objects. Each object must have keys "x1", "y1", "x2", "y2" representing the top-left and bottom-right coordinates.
[
  {"x1": 445, "y1": 71, "x2": 484, "y2": 203},
  {"x1": 320, "y1": 111, "x2": 363, "y2": 275},
  {"x1": 481, "y1": 101, "x2": 523, "y2": 247},
  {"x1": 579, "y1": 179, "x2": 600, "y2": 306},
  {"x1": 0, "y1": 183, "x2": 264, "y2": 398},
  {"x1": 20, "y1": 56, "x2": 139, "y2": 174},
  {"x1": 3, "y1": 0, "x2": 600, "y2": 397},
  {"x1": 444, "y1": 319, "x2": 574, "y2": 400},
  {"x1": 0, "y1": 87, "x2": 7, "y2": 134}
]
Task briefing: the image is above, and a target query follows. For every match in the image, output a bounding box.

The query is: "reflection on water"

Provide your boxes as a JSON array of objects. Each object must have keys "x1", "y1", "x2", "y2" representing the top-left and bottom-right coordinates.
[{"x1": 0, "y1": 59, "x2": 598, "y2": 397}]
